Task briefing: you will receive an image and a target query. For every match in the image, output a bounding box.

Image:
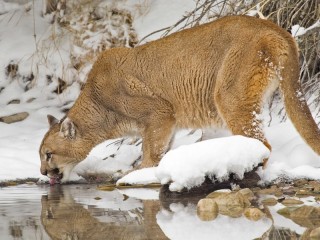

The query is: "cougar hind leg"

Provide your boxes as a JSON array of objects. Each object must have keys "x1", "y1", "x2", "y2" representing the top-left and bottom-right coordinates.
[{"x1": 215, "y1": 68, "x2": 273, "y2": 167}]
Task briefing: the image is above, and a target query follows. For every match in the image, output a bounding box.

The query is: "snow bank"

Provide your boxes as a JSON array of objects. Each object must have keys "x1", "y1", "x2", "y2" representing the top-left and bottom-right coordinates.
[
  {"x1": 157, "y1": 136, "x2": 270, "y2": 191},
  {"x1": 117, "y1": 136, "x2": 270, "y2": 192},
  {"x1": 117, "y1": 167, "x2": 159, "y2": 185}
]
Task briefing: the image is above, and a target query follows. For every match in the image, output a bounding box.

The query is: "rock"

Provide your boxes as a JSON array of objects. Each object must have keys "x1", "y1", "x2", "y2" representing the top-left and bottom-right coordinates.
[
  {"x1": 309, "y1": 181, "x2": 320, "y2": 186},
  {"x1": 293, "y1": 179, "x2": 308, "y2": 187},
  {"x1": 206, "y1": 190, "x2": 230, "y2": 199},
  {"x1": 211, "y1": 191, "x2": 251, "y2": 208},
  {"x1": 26, "y1": 98, "x2": 36, "y2": 103},
  {"x1": 261, "y1": 198, "x2": 278, "y2": 206},
  {"x1": 308, "y1": 181, "x2": 320, "y2": 190},
  {"x1": 25, "y1": 182, "x2": 36, "y2": 185},
  {"x1": 290, "y1": 205, "x2": 320, "y2": 219},
  {"x1": 0, "y1": 112, "x2": 29, "y2": 124},
  {"x1": 209, "y1": 191, "x2": 251, "y2": 218},
  {"x1": 295, "y1": 189, "x2": 313, "y2": 197},
  {"x1": 206, "y1": 190, "x2": 252, "y2": 218},
  {"x1": 219, "y1": 205, "x2": 244, "y2": 218},
  {"x1": 250, "y1": 187, "x2": 261, "y2": 193},
  {"x1": 281, "y1": 198, "x2": 304, "y2": 206},
  {"x1": 310, "y1": 227, "x2": 320, "y2": 239},
  {"x1": 278, "y1": 205, "x2": 320, "y2": 228},
  {"x1": 277, "y1": 207, "x2": 294, "y2": 218},
  {"x1": 258, "y1": 185, "x2": 283, "y2": 196},
  {"x1": 244, "y1": 208, "x2": 265, "y2": 221},
  {"x1": 197, "y1": 198, "x2": 218, "y2": 221},
  {"x1": 8, "y1": 99, "x2": 20, "y2": 104},
  {"x1": 239, "y1": 188, "x2": 255, "y2": 201},
  {"x1": 282, "y1": 186, "x2": 297, "y2": 195}
]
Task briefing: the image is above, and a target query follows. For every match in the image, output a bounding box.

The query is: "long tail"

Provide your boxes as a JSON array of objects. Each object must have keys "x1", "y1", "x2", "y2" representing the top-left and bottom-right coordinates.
[{"x1": 278, "y1": 37, "x2": 320, "y2": 155}]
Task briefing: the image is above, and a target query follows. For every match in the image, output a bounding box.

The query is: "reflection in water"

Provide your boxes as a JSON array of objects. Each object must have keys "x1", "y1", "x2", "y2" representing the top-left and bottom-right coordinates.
[
  {"x1": 41, "y1": 185, "x2": 168, "y2": 240},
  {"x1": 9, "y1": 221, "x2": 22, "y2": 238},
  {"x1": 1, "y1": 184, "x2": 318, "y2": 239},
  {"x1": 0, "y1": 185, "x2": 49, "y2": 240}
]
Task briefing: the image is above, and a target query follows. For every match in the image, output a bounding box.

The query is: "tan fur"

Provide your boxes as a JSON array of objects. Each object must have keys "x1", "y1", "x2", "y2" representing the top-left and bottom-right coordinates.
[
  {"x1": 41, "y1": 187, "x2": 167, "y2": 240},
  {"x1": 39, "y1": 16, "x2": 320, "y2": 181}
]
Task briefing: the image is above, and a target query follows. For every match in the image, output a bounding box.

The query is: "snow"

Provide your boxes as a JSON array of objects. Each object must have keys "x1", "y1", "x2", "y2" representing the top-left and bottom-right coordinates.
[
  {"x1": 117, "y1": 167, "x2": 159, "y2": 185},
  {"x1": 291, "y1": 20, "x2": 320, "y2": 37},
  {"x1": 117, "y1": 136, "x2": 269, "y2": 191},
  {"x1": 156, "y1": 136, "x2": 269, "y2": 191},
  {"x1": 0, "y1": 0, "x2": 320, "y2": 190}
]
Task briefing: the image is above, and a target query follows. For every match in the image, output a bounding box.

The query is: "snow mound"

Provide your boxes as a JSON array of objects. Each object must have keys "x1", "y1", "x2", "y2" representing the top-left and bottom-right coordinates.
[
  {"x1": 117, "y1": 167, "x2": 159, "y2": 186},
  {"x1": 117, "y1": 136, "x2": 270, "y2": 192},
  {"x1": 156, "y1": 136, "x2": 270, "y2": 191}
]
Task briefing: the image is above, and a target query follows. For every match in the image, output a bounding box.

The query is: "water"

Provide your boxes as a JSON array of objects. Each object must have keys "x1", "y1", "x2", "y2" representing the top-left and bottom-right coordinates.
[{"x1": 0, "y1": 184, "x2": 318, "y2": 240}]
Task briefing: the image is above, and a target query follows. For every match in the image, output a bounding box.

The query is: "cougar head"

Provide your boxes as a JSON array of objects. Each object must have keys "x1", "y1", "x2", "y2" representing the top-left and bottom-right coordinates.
[{"x1": 39, "y1": 115, "x2": 83, "y2": 184}]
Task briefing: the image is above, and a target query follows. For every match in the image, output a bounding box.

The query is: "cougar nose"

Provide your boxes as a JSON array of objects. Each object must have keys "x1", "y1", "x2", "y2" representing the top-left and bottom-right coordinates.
[{"x1": 41, "y1": 168, "x2": 48, "y2": 176}]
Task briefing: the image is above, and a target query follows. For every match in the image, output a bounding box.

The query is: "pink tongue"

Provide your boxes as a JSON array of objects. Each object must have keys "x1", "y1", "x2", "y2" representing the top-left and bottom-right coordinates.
[{"x1": 49, "y1": 178, "x2": 57, "y2": 185}]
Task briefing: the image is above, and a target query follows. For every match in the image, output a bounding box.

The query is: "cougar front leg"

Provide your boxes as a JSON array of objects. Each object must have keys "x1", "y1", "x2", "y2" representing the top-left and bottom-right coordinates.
[{"x1": 140, "y1": 114, "x2": 176, "y2": 168}]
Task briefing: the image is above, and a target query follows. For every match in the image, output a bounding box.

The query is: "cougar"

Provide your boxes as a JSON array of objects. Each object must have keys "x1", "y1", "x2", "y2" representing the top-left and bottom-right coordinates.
[{"x1": 39, "y1": 15, "x2": 320, "y2": 183}]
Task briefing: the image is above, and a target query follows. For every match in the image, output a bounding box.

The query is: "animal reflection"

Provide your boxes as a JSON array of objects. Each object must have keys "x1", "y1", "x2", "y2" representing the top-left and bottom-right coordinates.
[{"x1": 41, "y1": 186, "x2": 167, "y2": 240}]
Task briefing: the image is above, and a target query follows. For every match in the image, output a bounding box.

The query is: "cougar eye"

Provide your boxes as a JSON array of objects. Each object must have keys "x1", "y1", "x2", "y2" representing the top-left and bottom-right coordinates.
[{"x1": 46, "y1": 152, "x2": 52, "y2": 161}]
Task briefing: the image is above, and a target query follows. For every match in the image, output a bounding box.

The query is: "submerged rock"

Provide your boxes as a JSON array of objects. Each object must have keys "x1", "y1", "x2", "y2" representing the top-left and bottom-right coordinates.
[
  {"x1": 281, "y1": 198, "x2": 304, "y2": 206},
  {"x1": 278, "y1": 205, "x2": 320, "y2": 228},
  {"x1": 261, "y1": 198, "x2": 278, "y2": 206}
]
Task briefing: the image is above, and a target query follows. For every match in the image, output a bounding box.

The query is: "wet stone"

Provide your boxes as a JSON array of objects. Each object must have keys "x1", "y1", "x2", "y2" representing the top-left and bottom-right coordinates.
[
  {"x1": 210, "y1": 191, "x2": 251, "y2": 208},
  {"x1": 295, "y1": 189, "x2": 313, "y2": 197},
  {"x1": 206, "y1": 190, "x2": 229, "y2": 199},
  {"x1": 281, "y1": 186, "x2": 297, "y2": 195},
  {"x1": 308, "y1": 181, "x2": 320, "y2": 187},
  {"x1": 197, "y1": 198, "x2": 218, "y2": 221},
  {"x1": 238, "y1": 188, "x2": 255, "y2": 201},
  {"x1": 205, "y1": 189, "x2": 253, "y2": 218},
  {"x1": 310, "y1": 227, "x2": 320, "y2": 239},
  {"x1": 261, "y1": 198, "x2": 278, "y2": 206},
  {"x1": 277, "y1": 207, "x2": 294, "y2": 218},
  {"x1": 290, "y1": 205, "x2": 320, "y2": 219},
  {"x1": 257, "y1": 185, "x2": 283, "y2": 196},
  {"x1": 250, "y1": 187, "x2": 261, "y2": 193},
  {"x1": 293, "y1": 179, "x2": 308, "y2": 187},
  {"x1": 244, "y1": 208, "x2": 265, "y2": 221},
  {"x1": 281, "y1": 198, "x2": 304, "y2": 206},
  {"x1": 278, "y1": 205, "x2": 320, "y2": 229},
  {"x1": 219, "y1": 205, "x2": 244, "y2": 218}
]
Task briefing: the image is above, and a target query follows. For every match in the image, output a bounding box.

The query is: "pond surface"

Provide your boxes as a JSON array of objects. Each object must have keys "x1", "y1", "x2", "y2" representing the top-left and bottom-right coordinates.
[{"x1": 0, "y1": 184, "x2": 318, "y2": 240}]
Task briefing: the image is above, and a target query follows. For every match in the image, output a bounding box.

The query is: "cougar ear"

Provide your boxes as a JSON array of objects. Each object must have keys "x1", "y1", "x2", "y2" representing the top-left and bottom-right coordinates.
[
  {"x1": 47, "y1": 115, "x2": 59, "y2": 127},
  {"x1": 60, "y1": 117, "x2": 76, "y2": 139}
]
